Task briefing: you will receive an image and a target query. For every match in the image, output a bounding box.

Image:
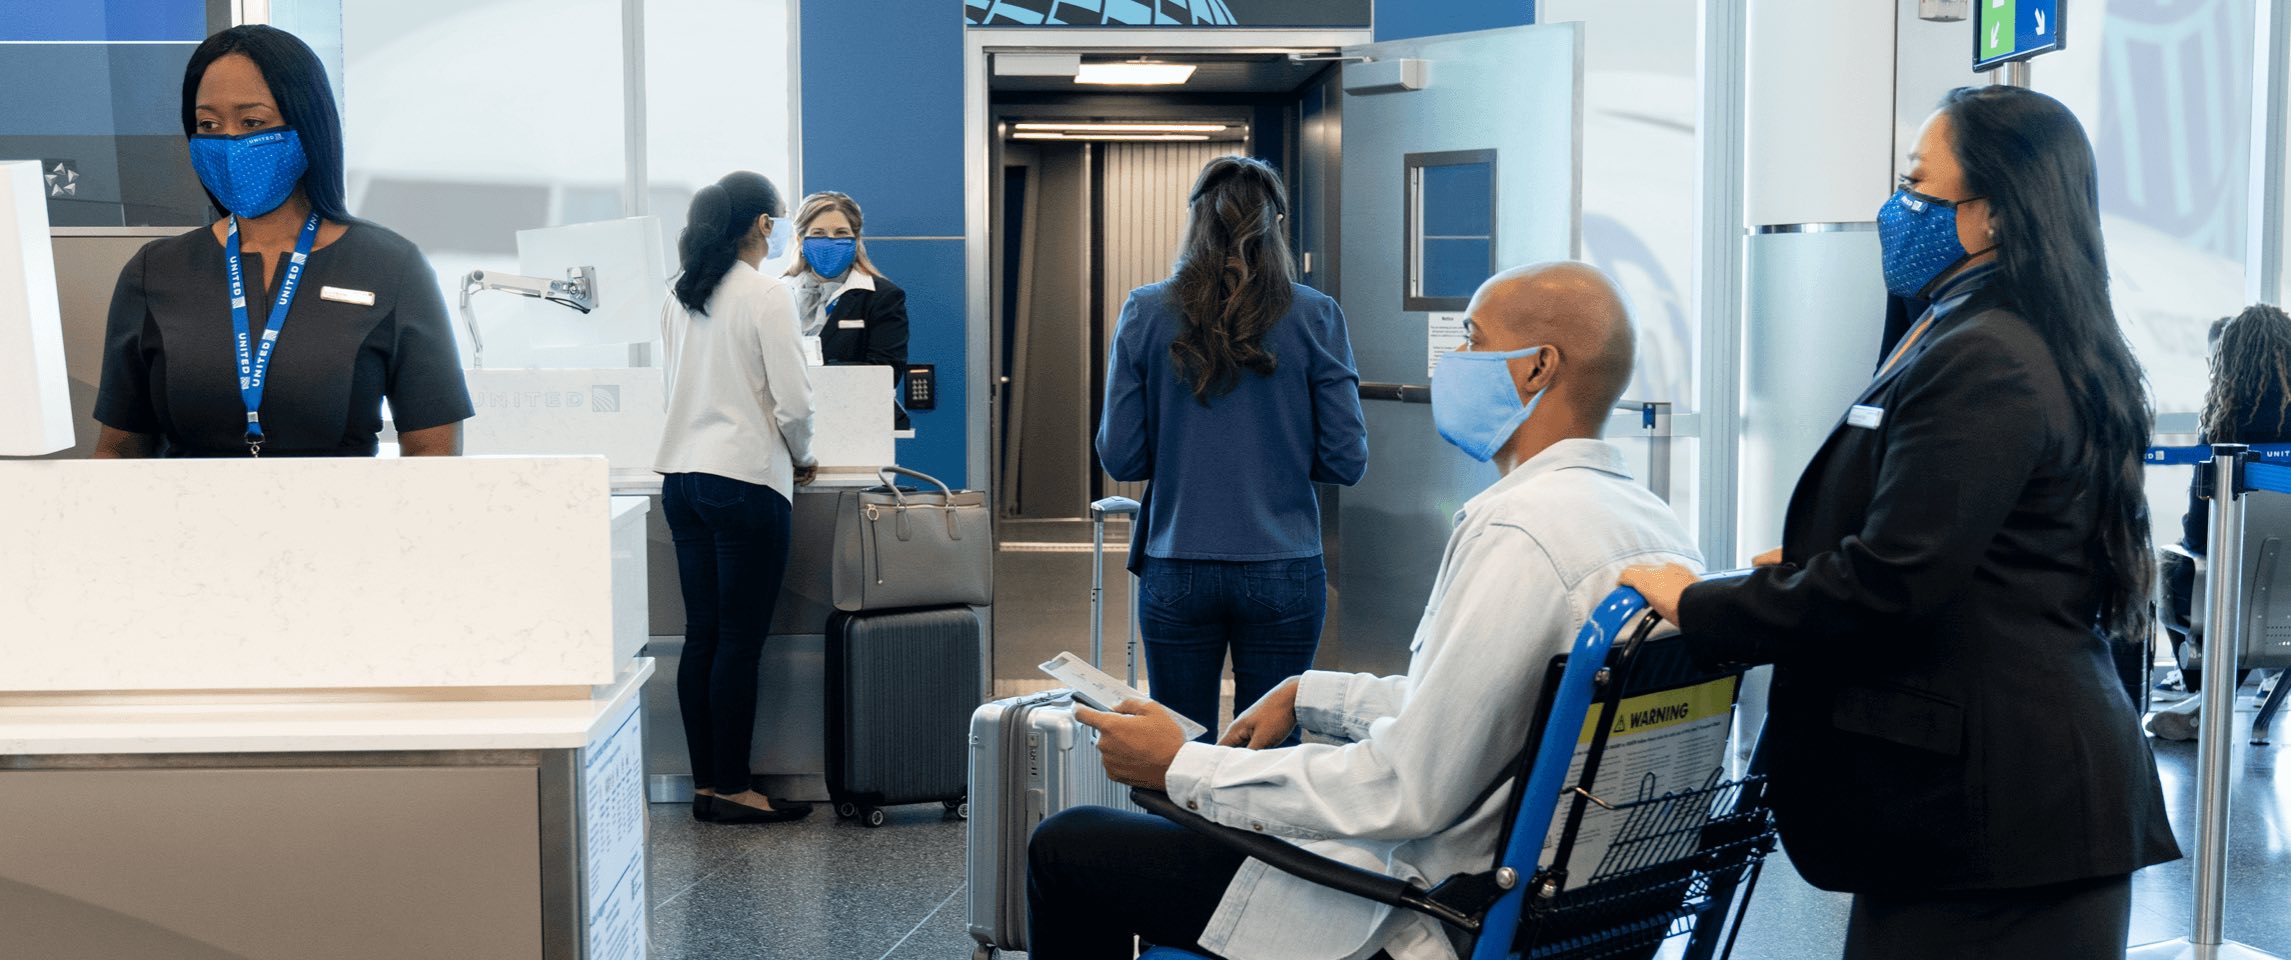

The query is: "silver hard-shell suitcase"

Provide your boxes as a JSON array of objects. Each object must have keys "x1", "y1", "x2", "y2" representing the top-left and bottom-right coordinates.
[{"x1": 965, "y1": 496, "x2": 1146, "y2": 958}]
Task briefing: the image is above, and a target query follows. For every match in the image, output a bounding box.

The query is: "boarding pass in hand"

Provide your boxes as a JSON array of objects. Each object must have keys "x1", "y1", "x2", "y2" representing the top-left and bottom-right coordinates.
[{"x1": 1039, "y1": 652, "x2": 1210, "y2": 741}]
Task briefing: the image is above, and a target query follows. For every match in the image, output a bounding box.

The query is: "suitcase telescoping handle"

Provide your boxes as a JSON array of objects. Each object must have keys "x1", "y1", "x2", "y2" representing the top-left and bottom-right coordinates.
[{"x1": 1091, "y1": 496, "x2": 1142, "y2": 686}]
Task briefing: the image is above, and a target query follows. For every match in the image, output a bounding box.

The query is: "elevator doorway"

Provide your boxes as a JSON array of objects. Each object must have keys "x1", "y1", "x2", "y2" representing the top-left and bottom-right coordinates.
[{"x1": 983, "y1": 50, "x2": 1341, "y2": 699}]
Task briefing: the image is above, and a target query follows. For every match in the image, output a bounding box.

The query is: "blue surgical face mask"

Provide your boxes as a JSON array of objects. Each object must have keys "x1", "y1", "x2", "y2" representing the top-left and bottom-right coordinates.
[
  {"x1": 765, "y1": 216, "x2": 793, "y2": 261},
  {"x1": 1432, "y1": 346, "x2": 1549, "y2": 463},
  {"x1": 803, "y1": 236, "x2": 858, "y2": 278},
  {"x1": 1877, "y1": 187, "x2": 1985, "y2": 299},
  {"x1": 188, "y1": 127, "x2": 309, "y2": 219}
]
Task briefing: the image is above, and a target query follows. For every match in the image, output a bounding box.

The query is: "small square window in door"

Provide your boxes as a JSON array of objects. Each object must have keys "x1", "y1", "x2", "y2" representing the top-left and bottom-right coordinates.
[{"x1": 1404, "y1": 150, "x2": 1498, "y2": 312}]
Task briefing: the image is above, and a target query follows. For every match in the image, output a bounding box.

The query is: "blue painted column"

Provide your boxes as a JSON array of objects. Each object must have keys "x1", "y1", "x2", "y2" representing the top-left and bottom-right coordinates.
[{"x1": 799, "y1": 0, "x2": 970, "y2": 487}]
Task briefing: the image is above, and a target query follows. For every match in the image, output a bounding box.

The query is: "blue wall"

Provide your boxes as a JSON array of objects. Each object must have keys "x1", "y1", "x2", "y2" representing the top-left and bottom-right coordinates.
[
  {"x1": 796, "y1": 0, "x2": 1532, "y2": 490},
  {"x1": 800, "y1": 0, "x2": 969, "y2": 486},
  {"x1": 1373, "y1": 0, "x2": 1532, "y2": 41}
]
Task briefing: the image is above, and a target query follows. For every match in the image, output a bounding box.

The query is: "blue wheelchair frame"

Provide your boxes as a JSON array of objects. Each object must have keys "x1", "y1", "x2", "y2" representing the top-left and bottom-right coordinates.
[{"x1": 1131, "y1": 586, "x2": 1776, "y2": 960}]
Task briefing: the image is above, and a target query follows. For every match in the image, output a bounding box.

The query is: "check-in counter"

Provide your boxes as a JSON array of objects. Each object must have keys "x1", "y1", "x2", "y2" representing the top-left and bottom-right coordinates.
[
  {"x1": 0, "y1": 456, "x2": 649, "y2": 960},
  {"x1": 458, "y1": 365, "x2": 912, "y2": 802}
]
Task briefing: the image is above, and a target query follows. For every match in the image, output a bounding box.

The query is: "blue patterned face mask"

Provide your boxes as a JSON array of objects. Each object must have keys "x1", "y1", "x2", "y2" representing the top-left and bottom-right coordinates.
[
  {"x1": 1877, "y1": 187, "x2": 1985, "y2": 298},
  {"x1": 188, "y1": 128, "x2": 308, "y2": 219},
  {"x1": 1432, "y1": 346, "x2": 1549, "y2": 463}
]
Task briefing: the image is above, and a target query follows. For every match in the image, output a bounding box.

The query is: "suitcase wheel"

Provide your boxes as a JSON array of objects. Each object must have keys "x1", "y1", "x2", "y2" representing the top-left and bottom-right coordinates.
[
  {"x1": 973, "y1": 945, "x2": 995, "y2": 960},
  {"x1": 835, "y1": 801, "x2": 859, "y2": 820},
  {"x1": 943, "y1": 798, "x2": 968, "y2": 820},
  {"x1": 861, "y1": 806, "x2": 888, "y2": 828}
]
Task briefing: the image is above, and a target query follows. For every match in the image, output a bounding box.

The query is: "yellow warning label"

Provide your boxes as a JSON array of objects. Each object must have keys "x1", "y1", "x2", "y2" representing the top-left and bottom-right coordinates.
[{"x1": 1577, "y1": 676, "x2": 1738, "y2": 743}]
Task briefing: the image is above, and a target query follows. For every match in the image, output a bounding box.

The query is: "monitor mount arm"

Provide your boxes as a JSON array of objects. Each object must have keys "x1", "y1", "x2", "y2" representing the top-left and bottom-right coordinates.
[{"x1": 457, "y1": 267, "x2": 598, "y2": 368}]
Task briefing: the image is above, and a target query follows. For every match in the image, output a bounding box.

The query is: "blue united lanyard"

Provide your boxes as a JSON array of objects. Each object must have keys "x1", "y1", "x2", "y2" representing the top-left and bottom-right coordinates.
[{"x1": 225, "y1": 212, "x2": 320, "y2": 456}]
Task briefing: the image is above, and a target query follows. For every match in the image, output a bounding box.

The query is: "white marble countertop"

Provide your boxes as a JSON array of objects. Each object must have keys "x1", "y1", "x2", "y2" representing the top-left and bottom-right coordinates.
[{"x1": 0, "y1": 660, "x2": 654, "y2": 755}]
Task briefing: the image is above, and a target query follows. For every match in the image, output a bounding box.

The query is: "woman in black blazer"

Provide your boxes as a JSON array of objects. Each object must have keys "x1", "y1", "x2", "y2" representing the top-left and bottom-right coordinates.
[
  {"x1": 1625, "y1": 86, "x2": 2179, "y2": 959},
  {"x1": 785, "y1": 191, "x2": 910, "y2": 428}
]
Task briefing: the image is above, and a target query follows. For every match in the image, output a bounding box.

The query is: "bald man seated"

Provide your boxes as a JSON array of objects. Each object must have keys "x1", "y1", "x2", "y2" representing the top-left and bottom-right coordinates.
[{"x1": 1026, "y1": 262, "x2": 1706, "y2": 960}]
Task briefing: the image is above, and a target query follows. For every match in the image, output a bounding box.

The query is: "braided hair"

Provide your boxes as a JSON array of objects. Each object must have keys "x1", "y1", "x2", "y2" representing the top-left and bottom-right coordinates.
[{"x1": 2201, "y1": 304, "x2": 2291, "y2": 442}]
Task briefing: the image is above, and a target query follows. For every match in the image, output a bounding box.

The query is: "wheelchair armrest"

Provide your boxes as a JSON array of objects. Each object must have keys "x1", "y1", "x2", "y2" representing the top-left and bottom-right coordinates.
[{"x1": 1129, "y1": 788, "x2": 1487, "y2": 932}]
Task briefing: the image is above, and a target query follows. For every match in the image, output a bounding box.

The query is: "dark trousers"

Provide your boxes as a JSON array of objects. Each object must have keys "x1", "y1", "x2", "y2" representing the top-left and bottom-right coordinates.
[
  {"x1": 1026, "y1": 805, "x2": 1244, "y2": 958},
  {"x1": 663, "y1": 472, "x2": 794, "y2": 795},
  {"x1": 1842, "y1": 874, "x2": 2132, "y2": 960},
  {"x1": 1138, "y1": 556, "x2": 1326, "y2": 741}
]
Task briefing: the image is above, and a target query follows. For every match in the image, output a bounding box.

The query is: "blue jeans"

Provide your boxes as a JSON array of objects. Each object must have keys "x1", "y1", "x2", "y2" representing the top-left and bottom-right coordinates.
[
  {"x1": 663, "y1": 472, "x2": 793, "y2": 794},
  {"x1": 1137, "y1": 555, "x2": 1326, "y2": 742}
]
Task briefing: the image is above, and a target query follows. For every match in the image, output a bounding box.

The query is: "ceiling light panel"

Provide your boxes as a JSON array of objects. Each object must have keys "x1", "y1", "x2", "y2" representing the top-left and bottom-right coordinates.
[
  {"x1": 1073, "y1": 62, "x2": 1197, "y2": 85},
  {"x1": 1012, "y1": 122, "x2": 1230, "y2": 134},
  {"x1": 1011, "y1": 132, "x2": 1214, "y2": 141}
]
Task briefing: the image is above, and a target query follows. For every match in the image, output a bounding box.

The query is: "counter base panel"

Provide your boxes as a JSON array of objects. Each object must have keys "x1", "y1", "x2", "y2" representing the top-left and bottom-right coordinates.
[{"x1": 0, "y1": 749, "x2": 575, "y2": 960}]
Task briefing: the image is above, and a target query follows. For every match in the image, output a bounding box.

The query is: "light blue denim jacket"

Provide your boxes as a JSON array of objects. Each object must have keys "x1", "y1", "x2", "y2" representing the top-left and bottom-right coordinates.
[{"x1": 1162, "y1": 439, "x2": 1704, "y2": 960}]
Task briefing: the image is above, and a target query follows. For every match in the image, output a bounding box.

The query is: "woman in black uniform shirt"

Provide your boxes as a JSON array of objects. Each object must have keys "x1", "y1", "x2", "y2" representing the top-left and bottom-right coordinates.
[
  {"x1": 1623, "y1": 86, "x2": 2178, "y2": 959},
  {"x1": 92, "y1": 26, "x2": 471, "y2": 459}
]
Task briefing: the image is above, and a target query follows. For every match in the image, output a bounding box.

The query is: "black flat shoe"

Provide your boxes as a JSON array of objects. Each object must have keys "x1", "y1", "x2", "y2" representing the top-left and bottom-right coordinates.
[
  {"x1": 707, "y1": 796, "x2": 813, "y2": 825},
  {"x1": 691, "y1": 795, "x2": 715, "y2": 821}
]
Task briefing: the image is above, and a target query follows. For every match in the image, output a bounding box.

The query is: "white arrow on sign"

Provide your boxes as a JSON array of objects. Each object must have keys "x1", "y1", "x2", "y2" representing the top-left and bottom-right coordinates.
[
  {"x1": 2035, "y1": 9, "x2": 2046, "y2": 34},
  {"x1": 1990, "y1": 21, "x2": 2002, "y2": 47}
]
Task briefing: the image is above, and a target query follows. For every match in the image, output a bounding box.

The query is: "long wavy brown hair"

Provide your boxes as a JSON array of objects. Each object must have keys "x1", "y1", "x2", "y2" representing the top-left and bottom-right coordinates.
[
  {"x1": 1169, "y1": 155, "x2": 1296, "y2": 404},
  {"x1": 2202, "y1": 303, "x2": 2291, "y2": 442}
]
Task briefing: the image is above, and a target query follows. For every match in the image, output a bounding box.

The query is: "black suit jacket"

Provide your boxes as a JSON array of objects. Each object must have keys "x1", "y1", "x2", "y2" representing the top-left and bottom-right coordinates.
[
  {"x1": 1680, "y1": 297, "x2": 2180, "y2": 894},
  {"x1": 819, "y1": 275, "x2": 908, "y2": 368},
  {"x1": 817, "y1": 275, "x2": 909, "y2": 428}
]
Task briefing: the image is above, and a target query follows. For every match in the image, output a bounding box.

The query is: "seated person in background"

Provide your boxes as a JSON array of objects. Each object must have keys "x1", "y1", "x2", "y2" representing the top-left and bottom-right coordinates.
[
  {"x1": 1026, "y1": 262, "x2": 1704, "y2": 960},
  {"x1": 2152, "y1": 303, "x2": 2291, "y2": 737}
]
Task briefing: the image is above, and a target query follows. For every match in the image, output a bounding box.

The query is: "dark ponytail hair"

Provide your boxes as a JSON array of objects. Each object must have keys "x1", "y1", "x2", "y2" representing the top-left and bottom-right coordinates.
[
  {"x1": 181, "y1": 25, "x2": 350, "y2": 222},
  {"x1": 1170, "y1": 155, "x2": 1296, "y2": 404},
  {"x1": 1937, "y1": 85, "x2": 2153, "y2": 640},
  {"x1": 674, "y1": 171, "x2": 785, "y2": 314}
]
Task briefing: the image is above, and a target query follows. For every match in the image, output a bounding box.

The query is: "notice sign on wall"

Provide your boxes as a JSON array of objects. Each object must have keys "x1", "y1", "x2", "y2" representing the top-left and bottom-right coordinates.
[
  {"x1": 1427, "y1": 313, "x2": 1470, "y2": 379},
  {"x1": 584, "y1": 706, "x2": 647, "y2": 960}
]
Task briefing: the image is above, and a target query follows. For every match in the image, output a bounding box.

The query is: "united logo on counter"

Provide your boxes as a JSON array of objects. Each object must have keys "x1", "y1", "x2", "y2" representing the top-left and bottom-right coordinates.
[{"x1": 590, "y1": 385, "x2": 621, "y2": 413}]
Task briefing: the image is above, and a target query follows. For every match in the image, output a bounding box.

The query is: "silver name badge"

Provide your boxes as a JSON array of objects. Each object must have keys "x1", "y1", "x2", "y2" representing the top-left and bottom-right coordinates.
[
  {"x1": 838, "y1": 318, "x2": 866, "y2": 329},
  {"x1": 1847, "y1": 405, "x2": 1885, "y2": 430},
  {"x1": 319, "y1": 286, "x2": 376, "y2": 306}
]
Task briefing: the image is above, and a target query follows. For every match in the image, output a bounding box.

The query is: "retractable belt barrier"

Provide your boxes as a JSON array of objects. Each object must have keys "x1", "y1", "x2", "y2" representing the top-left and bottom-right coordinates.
[
  {"x1": 2144, "y1": 443, "x2": 2291, "y2": 466},
  {"x1": 2247, "y1": 462, "x2": 2291, "y2": 497},
  {"x1": 2129, "y1": 444, "x2": 2290, "y2": 960}
]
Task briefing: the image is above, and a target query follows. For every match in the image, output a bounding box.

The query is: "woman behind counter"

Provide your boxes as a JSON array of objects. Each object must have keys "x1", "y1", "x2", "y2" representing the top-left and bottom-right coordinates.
[
  {"x1": 655, "y1": 171, "x2": 817, "y2": 825},
  {"x1": 1095, "y1": 155, "x2": 1369, "y2": 741},
  {"x1": 94, "y1": 25, "x2": 471, "y2": 459},
  {"x1": 1624, "y1": 85, "x2": 2178, "y2": 959},
  {"x1": 784, "y1": 191, "x2": 910, "y2": 429}
]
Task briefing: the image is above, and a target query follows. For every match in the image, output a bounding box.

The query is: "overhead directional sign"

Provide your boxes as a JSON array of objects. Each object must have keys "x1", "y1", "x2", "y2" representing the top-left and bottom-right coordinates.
[{"x1": 1975, "y1": 0, "x2": 2064, "y2": 70}]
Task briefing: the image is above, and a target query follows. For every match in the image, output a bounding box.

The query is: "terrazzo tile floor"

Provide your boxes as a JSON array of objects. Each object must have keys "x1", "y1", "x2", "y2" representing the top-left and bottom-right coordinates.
[
  {"x1": 646, "y1": 677, "x2": 2291, "y2": 960},
  {"x1": 646, "y1": 535, "x2": 2289, "y2": 958}
]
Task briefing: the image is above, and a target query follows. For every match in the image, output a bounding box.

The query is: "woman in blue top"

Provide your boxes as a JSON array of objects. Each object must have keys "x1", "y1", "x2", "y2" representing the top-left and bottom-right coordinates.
[{"x1": 1096, "y1": 155, "x2": 1369, "y2": 741}]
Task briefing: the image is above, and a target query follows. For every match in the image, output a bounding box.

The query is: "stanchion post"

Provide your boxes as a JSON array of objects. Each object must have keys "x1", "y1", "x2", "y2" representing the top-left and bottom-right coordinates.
[
  {"x1": 2194, "y1": 444, "x2": 2248, "y2": 946},
  {"x1": 2130, "y1": 443, "x2": 2283, "y2": 960}
]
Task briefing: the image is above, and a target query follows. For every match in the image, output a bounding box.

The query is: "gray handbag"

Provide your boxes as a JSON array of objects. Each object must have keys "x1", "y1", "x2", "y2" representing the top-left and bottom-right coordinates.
[{"x1": 832, "y1": 466, "x2": 993, "y2": 611}]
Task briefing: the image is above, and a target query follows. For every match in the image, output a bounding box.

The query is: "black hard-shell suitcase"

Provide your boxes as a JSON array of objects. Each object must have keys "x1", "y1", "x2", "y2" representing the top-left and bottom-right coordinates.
[{"x1": 825, "y1": 606, "x2": 980, "y2": 827}]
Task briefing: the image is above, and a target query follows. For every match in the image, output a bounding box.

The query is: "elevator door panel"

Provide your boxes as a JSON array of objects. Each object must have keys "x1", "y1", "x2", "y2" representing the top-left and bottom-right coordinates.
[{"x1": 1332, "y1": 24, "x2": 1583, "y2": 678}]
